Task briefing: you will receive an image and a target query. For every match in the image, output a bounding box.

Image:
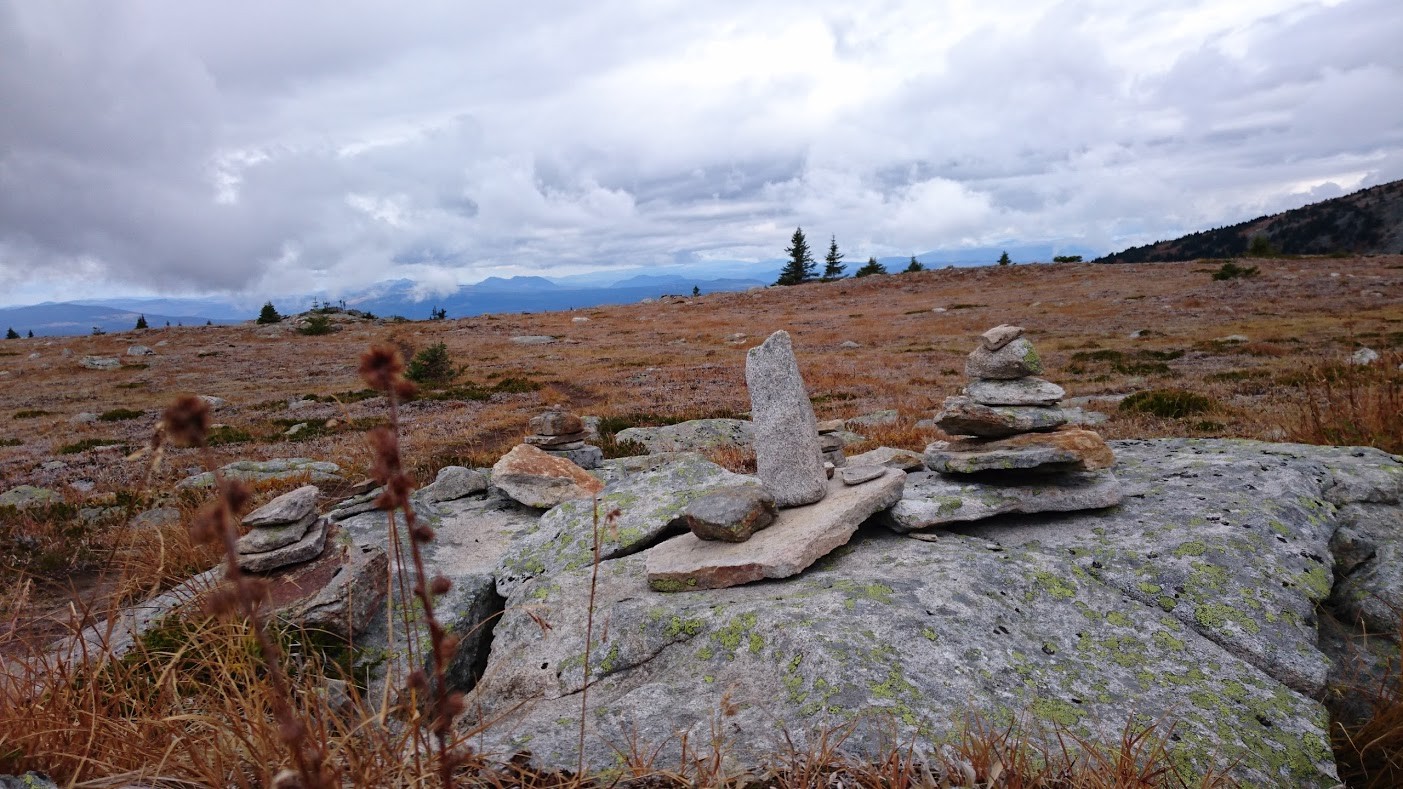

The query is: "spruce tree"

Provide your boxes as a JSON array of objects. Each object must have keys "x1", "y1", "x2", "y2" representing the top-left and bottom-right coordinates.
[
  {"x1": 904, "y1": 256, "x2": 924, "y2": 273},
  {"x1": 134, "y1": 314, "x2": 148, "y2": 330},
  {"x1": 257, "y1": 301, "x2": 282, "y2": 324},
  {"x1": 775, "y1": 227, "x2": 817, "y2": 285},
  {"x1": 4, "y1": 327, "x2": 18, "y2": 339},
  {"x1": 998, "y1": 251, "x2": 1012, "y2": 266},
  {"x1": 27, "y1": 330, "x2": 33, "y2": 338},
  {"x1": 821, "y1": 236, "x2": 846, "y2": 281},
  {"x1": 854, "y1": 257, "x2": 887, "y2": 277}
]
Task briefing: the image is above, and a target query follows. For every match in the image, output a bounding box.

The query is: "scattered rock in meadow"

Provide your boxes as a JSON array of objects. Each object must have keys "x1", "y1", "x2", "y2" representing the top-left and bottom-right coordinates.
[
  {"x1": 80, "y1": 356, "x2": 120, "y2": 370},
  {"x1": 126, "y1": 345, "x2": 154, "y2": 356},
  {"x1": 0, "y1": 485, "x2": 60, "y2": 509},
  {"x1": 616, "y1": 418, "x2": 752, "y2": 454},
  {"x1": 177, "y1": 458, "x2": 343, "y2": 489},
  {"x1": 1351, "y1": 347, "x2": 1379, "y2": 366},
  {"x1": 510, "y1": 335, "x2": 556, "y2": 345}
]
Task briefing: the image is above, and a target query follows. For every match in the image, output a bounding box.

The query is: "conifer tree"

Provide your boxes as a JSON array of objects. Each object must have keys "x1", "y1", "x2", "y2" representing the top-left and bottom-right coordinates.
[
  {"x1": 821, "y1": 236, "x2": 846, "y2": 281},
  {"x1": 904, "y1": 256, "x2": 924, "y2": 273},
  {"x1": 4, "y1": 327, "x2": 18, "y2": 339},
  {"x1": 854, "y1": 257, "x2": 887, "y2": 277},
  {"x1": 257, "y1": 301, "x2": 282, "y2": 324},
  {"x1": 998, "y1": 251, "x2": 1012, "y2": 266},
  {"x1": 775, "y1": 227, "x2": 817, "y2": 285},
  {"x1": 134, "y1": 314, "x2": 148, "y2": 330}
]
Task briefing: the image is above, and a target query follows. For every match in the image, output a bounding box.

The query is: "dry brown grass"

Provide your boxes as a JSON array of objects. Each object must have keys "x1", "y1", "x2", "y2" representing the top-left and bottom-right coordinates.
[{"x1": 1, "y1": 255, "x2": 1401, "y2": 785}]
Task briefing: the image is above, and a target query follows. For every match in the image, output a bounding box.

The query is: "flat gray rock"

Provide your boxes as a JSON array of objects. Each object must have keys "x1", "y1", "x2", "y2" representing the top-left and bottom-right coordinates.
[
  {"x1": 935, "y1": 396, "x2": 1068, "y2": 438},
  {"x1": 0, "y1": 485, "x2": 60, "y2": 509},
  {"x1": 463, "y1": 439, "x2": 1400, "y2": 785},
  {"x1": 888, "y1": 470, "x2": 1123, "y2": 531},
  {"x1": 496, "y1": 453, "x2": 759, "y2": 598},
  {"x1": 80, "y1": 356, "x2": 120, "y2": 370},
  {"x1": 544, "y1": 444, "x2": 604, "y2": 469},
  {"x1": 510, "y1": 335, "x2": 556, "y2": 345},
  {"x1": 238, "y1": 517, "x2": 327, "y2": 573},
  {"x1": 289, "y1": 542, "x2": 389, "y2": 640},
  {"x1": 524, "y1": 431, "x2": 588, "y2": 447},
  {"x1": 645, "y1": 470, "x2": 904, "y2": 591},
  {"x1": 924, "y1": 429, "x2": 1115, "y2": 474},
  {"x1": 965, "y1": 336, "x2": 1043, "y2": 379},
  {"x1": 845, "y1": 446, "x2": 926, "y2": 472},
  {"x1": 965, "y1": 376, "x2": 1065, "y2": 406},
  {"x1": 420, "y1": 465, "x2": 488, "y2": 502},
  {"x1": 616, "y1": 418, "x2": 752, "y2": 454},
  {"x1": 236, "y1": 511, "x2": 316, "y2": 553},
  {"x1": 178, "y1": 458, "x2": 342, "y2": 489},
  {"x1": 839, "y1": 465, "x2": 885, "y2": 485},
  {"x1": 980, "y1": 323, "x2": 1024, "y2": 350},
  {"x1": 529, "y1": 410, "x2": 584, "y2": 436},
  {"x1": 746, "y1": 331, "x2": 828, "y2": 507},
  {"x1": 243, "y1": 484, "x2": 321, "y2": 527}
]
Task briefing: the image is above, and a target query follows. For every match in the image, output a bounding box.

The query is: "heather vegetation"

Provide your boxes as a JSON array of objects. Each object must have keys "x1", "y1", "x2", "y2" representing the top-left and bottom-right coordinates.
[{"x1": 0, "y1": 254, "x2": 1399, "y2": 786}]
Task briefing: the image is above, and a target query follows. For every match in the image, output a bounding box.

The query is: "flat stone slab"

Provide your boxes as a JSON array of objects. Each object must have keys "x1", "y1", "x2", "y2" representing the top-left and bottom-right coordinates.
[
  {"x1": 238, "y1": 517, "x2": 328, "y2": 573},
  {"x1": 420, "y1": 465, "x2": 488, "y2": 502},
  {"x1": 845, "y1": 446, "x2": 926, "y2": 472},
  {"x1": 965, "y1": 376, "x2": 1065, "y2": 406},
  {"x1": 935, "y1": 396, "x2": 1069, "y2": 438},
  {"x1": 925, "y1": 428, "x2": 1115, "y2": 474},
  {"x1": 645, "y1": 469, "x2": 905, "y2": 591},
  {"x1": 243, "y1": 484, "x2": 320, "y2": 527},
  {"x1": 886, "y1": 470, "x2": 1123, "y2": 532},
  {"x1": 237, "y1": 511, "x2": 316, "y2": 553},
  {"x1": 616, "y1": 418, "x2": 753, "y2": 454},
  {"x1": 529, "y1": 411, "x2": 584, "y2": 436},
  {"x1": 178, "y1": 458, "x2": 342, "y2": 489}
]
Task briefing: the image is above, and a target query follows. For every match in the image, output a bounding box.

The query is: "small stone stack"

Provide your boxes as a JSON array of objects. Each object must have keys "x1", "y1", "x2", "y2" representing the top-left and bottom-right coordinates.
[
  {"x1": 235, "y1": 485, "x2": 329, "y2": 573},
  {"x1": 817, "y1": 420, "x2": 847, "y2": 469},
  {"x1": 922, "y1": 326, "x2": 1122, "y2": 508},
  {"x1": 525, "y1": 409, "x2": 603, "y2": 470}
]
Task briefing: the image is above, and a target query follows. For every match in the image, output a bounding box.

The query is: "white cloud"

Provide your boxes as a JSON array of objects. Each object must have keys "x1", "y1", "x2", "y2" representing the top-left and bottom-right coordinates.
[{"x1": 0, "y1": 0, "x2": 1399, "y2": 304}]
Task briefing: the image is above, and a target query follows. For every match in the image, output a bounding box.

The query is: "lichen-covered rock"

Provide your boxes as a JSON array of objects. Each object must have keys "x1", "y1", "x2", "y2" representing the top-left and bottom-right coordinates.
[
  {"x1": 496, "y1": 453, "x2": 759, "y2": 598},
  {"x1": 616, "y1": 418, "x2": 753, "y2": 454},
  {"x1": 290, "y1": 542, "x2": 389, "y2": 640},
  {"x1": 965, "y1": 337, "x2": 1043, "y2": 380},
  {"x1": 544, "y1": 444, "x2": 604, "y2": 470},
  {"x1": 236, "y1": 512, "x2": 316, "y2": 553},
  {"x1": 0, "y1": 485, "x2": 60, "y2": 509},
  {"x1": 924, "y1": 428, "x2": 1115, "y2": 474},
  {"x1": 935, "y1": 396, "x2": 1068, "y2": 438},
  {"x1": 465, "y1": 438, "x2": 1402, "y2": 786},
  {"x1": 177, "y1": 458, "x2": 342, "y2": 489},
  {"x1": 684, "y1": 486, "x2": 777, "y2": 542},
  {"x1": 747, "y1": 331, "x2": 827, "y2": 507},
  {"x1": 238, "y1": 518, "x2": 328, "y2": 573},
  {"x1": 888, "y1": 470, "x2": 1123, "y2": 530},
  {"x1": 980, "y1": 323, "x2": 1024, "y2": 350}
]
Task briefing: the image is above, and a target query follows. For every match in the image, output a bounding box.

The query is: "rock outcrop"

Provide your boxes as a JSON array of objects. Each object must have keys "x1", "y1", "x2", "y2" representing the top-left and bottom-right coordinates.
[{"x1": 459, "y1": 439, "x2": 1402, "y2": 787}]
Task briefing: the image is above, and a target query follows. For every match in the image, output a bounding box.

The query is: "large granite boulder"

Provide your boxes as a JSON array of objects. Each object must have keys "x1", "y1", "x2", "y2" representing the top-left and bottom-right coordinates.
[
  {"x1": 746, "y1": 331, "x2": 827, "y2": 506},
  {"x1": 459, "y1": 439, "x2": 1403, "y2": 787},
  {"x1": 490, "y1": 444, "x2": 603, "y2": 509}
]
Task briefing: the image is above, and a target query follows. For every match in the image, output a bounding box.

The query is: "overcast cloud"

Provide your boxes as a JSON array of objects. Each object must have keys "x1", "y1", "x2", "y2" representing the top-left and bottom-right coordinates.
[{"x1": 1, "y1": 0, "x2": 1400, "y2": 305}]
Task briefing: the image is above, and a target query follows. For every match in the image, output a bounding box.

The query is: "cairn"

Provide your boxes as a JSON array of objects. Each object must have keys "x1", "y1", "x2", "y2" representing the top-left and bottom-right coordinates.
[
  {"x1": 919, "y1": 325, "x2": 1122, "y2": 514},
  {"x1": 524, "y1": 408, "x2": 603, "y2": 470},
  {"x1": 235, "y1": 485, "x2": 329, "y2": 573}
]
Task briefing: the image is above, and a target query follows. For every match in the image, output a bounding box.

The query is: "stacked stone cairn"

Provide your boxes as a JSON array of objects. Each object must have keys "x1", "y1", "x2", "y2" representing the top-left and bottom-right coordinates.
[
  {"x1": 923, "y1": 324, "x2": 1122, "y2": 509},
  {"x1": 817, "y1": 421, "x2": 847, "y2": 472},
  {"x1": 235, "y1": 485, "x2": 329, "y2": 573},
  {"x1": 524, "y1": 408, "x2": 603, "y2": 470}
]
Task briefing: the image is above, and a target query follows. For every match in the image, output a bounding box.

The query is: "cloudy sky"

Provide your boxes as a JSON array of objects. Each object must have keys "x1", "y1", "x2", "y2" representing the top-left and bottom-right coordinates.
[{"x1": 1, "y1": 0, "x2": 1400, "y2": 306}]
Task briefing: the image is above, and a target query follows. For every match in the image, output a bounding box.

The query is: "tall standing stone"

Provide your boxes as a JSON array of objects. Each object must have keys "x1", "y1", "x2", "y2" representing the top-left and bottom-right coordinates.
[{"x1": 746, "y1": 331, "x2": 827, "y2": 507}]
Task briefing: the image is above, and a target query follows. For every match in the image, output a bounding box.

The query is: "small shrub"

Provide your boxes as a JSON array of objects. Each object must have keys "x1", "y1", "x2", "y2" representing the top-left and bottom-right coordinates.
[
  {"x1": 98, "y1": 408, "x2": 144, "y2": 422},
  {"x1": 13, "y1": 409, "x2": 52, "y2": 419},
  {"x1": 1119, "y1": 389, "x2": 1216, "y2": 419},
  {"x1": 492, "y1": 376, "x2": 541, "y2": 394},
  {"x1": 1212, "y1": 261, "x2": 1259, "y2": 280},
  {"x1": 0, "y1": 437, "x2": 20, "y2": 447},
  {"x1": 405, "y1": 342, "x2": 456, "y2": 385},
  {"x1": 297, "y1": 315, "x2": 334, "y2": 336},
  {"x1": 206, "y1": 425, "x2": 254, "y2": 446},
  {"x1": 58, "y1": 438, "x2": 126, "y2": 455}
]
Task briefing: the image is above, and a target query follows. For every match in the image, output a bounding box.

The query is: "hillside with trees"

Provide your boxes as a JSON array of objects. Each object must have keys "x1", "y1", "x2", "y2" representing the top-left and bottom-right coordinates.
[{"x1": 1097, "y1": 178, "x2": 1403, "y2": 263}]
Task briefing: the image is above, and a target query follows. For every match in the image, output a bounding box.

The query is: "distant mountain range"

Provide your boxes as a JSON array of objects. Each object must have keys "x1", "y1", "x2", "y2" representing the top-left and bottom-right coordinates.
[
  {"x1": 0, "y1": 242, "x2": 1101, "y2": 337},
  {"x1": 1097, "y1": 178, "x2": 1403, "y2": 264}
]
